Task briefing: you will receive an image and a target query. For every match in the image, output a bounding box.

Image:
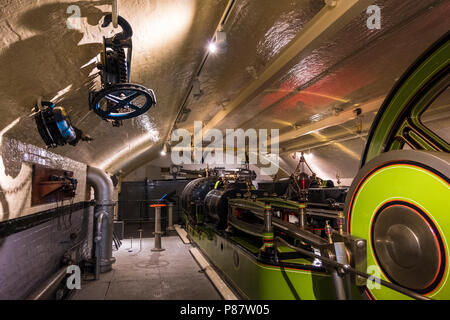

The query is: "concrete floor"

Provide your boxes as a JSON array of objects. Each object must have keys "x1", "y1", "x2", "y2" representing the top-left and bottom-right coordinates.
[{"x1": 70, "y1": 236, "x2": 222, "y2": 300}]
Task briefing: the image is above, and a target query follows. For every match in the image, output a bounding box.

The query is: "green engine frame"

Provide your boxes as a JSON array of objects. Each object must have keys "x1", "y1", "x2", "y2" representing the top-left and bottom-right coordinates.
[
  {"x1": 184, "y1": 32, "x2": 450, "y2": 300},
  {"x1": 185, "y1": 196, "x2": 364, "y2": 300}
]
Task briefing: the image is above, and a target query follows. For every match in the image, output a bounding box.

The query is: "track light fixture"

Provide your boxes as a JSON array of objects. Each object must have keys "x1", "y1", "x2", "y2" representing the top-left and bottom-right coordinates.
[
  {"x1": 208, "y1": 42, "x2": 218, "y2": 54},
  {"x1": 208, "y1": 30, "x2": 227, "y2": 54},
  {"x1": 161, "y1": 143, "x2": 168, "y2": 156},
  {"x1": 192, "y1": 77, "x2": 203, "y2": 99}
]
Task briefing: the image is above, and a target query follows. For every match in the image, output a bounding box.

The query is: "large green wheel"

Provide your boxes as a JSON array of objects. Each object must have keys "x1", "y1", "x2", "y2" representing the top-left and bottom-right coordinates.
[
  {"x1": 362, "y1": 32, "x2": 449, "y2": 165},
  {"x1": 345, "y1": 32, "x2": 450, "y2": 300},
  {"x1": 345, "y1": 150, "x2": 450, "y2": 299}
]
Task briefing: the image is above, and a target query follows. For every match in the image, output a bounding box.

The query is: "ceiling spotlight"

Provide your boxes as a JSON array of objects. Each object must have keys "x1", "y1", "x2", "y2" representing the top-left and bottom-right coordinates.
[
  {"x1": 161, "y1": 144, "x2": 168, "y2": 156},
  {"x1": 306, "y1": 151, "x2": 314, "y2": 159},
  {"x1": 208, "y1": 42, "x2": 218, "y2": 54},
  {"x1": 208, "y1": 30, "x2": 227, "y2": 54}
]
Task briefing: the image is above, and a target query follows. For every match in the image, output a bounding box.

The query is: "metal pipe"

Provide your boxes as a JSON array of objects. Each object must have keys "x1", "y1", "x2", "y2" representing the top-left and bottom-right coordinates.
[
  {"x1": 112, "y1": 0, "x2": 118, "y2": 28},
  {"x1": 87, "y1": 166, "x2": 116, "y2": 273},
  {"x1": 27, "y1": 267, "x2": 68, "y2": 300},
  {"x1": 94, "y1": 211, "x2": 106, "y2": 280},
  {"x1": 271, "y1": 216, "x2": 328, "y2": 246}
]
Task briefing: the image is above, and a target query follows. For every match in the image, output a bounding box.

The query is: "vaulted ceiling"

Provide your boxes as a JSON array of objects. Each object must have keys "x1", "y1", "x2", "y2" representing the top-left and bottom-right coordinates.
[{"x1": 1, "y1": 0, "x2": 449, "y2": 178}]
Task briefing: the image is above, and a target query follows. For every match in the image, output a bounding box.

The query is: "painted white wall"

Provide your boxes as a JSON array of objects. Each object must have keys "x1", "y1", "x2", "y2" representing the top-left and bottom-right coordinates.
[{"x1": 0, "y1": 136, "x2": 87, "y2": 222}]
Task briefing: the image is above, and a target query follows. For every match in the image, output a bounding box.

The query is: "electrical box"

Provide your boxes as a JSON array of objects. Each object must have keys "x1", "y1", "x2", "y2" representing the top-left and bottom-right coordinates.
[{"x1": 31, "y1": 164, "x2": 78, "y2": 206}]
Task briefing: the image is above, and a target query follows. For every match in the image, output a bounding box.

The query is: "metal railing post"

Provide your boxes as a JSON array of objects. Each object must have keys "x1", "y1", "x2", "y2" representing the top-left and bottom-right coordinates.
[
  {"x1": 167, "y1": 203, "x2": 175, "y2": 231},
  {"x1": 138, "y1": 229, "x2": 143, "y2": 251},
  {"x1": 152, "y1": 204, "x2": 165, "y2": 252},
  {"x1": 128, "y1": 236, "x2": 133, "y2": 252}
]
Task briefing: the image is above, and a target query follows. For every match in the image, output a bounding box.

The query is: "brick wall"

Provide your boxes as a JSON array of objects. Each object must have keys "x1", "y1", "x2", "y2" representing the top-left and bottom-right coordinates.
[{"x1": 0, "y1": 206, "x2": 93, "y2": 299}]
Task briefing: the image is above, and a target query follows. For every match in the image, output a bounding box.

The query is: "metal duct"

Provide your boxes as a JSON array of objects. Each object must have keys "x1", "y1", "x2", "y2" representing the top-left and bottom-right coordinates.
[{"x1": 87, "y1": 166, "x2": 116, "y2": 273}]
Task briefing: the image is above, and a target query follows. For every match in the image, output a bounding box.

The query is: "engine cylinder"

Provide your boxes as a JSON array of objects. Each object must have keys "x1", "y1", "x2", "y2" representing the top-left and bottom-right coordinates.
[
  {"x1": 204, "y1": 188, "x2": 238, "y2": 229},
  {"x1": 180, "y1": 178, "x2": 215, "y2": 225}
]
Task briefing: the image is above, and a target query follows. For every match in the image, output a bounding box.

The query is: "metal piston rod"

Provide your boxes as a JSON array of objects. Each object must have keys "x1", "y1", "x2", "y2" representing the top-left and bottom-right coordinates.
[{"x1": 275, "y1": 237, "x2": 431, "y2": 300}]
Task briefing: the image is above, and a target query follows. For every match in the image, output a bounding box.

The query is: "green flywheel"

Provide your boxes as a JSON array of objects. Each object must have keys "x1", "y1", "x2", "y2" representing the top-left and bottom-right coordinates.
[
  {"x1": 345, "y1": 150, "x2": 450, "y2": 299},
  {"x1": 345, "y1": 32, "x2": 450, "y2": 300},
  {"x1": 362, "y1": 32, "x2": 450, "y2": 164}
]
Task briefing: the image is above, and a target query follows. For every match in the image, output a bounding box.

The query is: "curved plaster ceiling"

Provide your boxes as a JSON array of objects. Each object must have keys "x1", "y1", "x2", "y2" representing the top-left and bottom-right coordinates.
[{"x1": 0, "y1": 0, "x2": 449, "y2": 178}]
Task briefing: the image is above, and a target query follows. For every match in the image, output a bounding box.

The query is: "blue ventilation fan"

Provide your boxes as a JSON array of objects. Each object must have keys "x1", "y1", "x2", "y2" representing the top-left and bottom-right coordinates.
[
  {"x1": 34, "y1": 101, "x2": 92, "y2": 148},
  {"x1": 89, "y1": 14, "x2": 156, "y2": 127}
]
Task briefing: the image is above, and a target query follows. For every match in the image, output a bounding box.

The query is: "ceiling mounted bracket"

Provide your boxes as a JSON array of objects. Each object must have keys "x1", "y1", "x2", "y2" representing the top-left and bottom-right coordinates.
[
  {"x1": 325, "y1": 0, "x2": 339, "y2": 8},
  {"x1": 89, "y1": 14, "x2": 156, "y2": 126},
  {"x1": 112, "y1": 0, "x2": 119, "y2": 28}
]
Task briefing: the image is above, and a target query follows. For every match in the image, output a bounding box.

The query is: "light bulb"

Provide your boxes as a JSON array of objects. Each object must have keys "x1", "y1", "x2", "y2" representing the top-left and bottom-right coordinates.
[
  {"x1": 161, "y1": 144, "x2": 168, "y2": 156},
  {"x1": 208, "y1": 42, "x2": 217, "y2": 53}
]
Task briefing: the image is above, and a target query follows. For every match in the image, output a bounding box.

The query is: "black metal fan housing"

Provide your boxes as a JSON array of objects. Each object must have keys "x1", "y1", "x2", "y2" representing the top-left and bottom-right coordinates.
[{"x1": 34, "y1": 101, "x2": 77, "y2": 148}]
